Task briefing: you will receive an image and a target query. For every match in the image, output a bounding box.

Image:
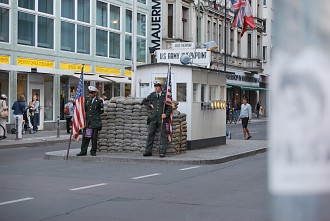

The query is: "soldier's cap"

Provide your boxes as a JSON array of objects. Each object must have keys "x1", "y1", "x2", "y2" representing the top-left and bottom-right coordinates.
[
  {"x1": 1, "y1": 94, "x2": 7, "y2": 99},
  {"x1": 154, "y1": 81, "x2": 162, "y2": 87},
  {"x1": 88, "y1": 86, "x2": 98, "y2": 93}
]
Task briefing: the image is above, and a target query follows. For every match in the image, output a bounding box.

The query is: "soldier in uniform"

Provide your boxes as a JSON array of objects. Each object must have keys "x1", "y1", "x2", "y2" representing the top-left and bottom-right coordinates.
[
  {"x1": 142, "y1": 81, "x2": 172, "y2": 157},
  {"x1": 77, "y1": 86, "x2": 104, "y2": 156}
]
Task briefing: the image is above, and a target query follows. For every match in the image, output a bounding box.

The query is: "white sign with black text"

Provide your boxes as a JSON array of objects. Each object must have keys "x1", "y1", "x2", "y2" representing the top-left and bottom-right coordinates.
[{"x1": 156, "y1": 49, "x2": 211, "y2": 67}]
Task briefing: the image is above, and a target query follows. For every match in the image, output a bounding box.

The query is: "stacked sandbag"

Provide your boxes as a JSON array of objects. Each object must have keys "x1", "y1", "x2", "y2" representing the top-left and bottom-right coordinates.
[{"x1": 98, "y1": 97, "x2": 187, "y2": 155}]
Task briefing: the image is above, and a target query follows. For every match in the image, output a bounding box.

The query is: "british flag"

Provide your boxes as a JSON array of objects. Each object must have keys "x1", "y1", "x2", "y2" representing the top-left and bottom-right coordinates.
[
  {"x1": 165, "y1": 64, "x2": 173, "y2": 142},
  {"x1": 72, "y1": 66, "x2": 86, "y2": 141},
  {"x1": 231, "y1": 0, "x2": 256, "y2": 36}
]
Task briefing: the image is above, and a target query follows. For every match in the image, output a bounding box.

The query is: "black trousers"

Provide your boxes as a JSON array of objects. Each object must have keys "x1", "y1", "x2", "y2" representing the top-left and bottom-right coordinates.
[
  {"x1": 66, "y1": 116, "x2": 72, "y2": 133},
  {"x1": 145, "y1": 121, "x2": 168, "y2": 154},
  {"x1": 80, "y1": 128, "x2": 99, "y2": 154}
]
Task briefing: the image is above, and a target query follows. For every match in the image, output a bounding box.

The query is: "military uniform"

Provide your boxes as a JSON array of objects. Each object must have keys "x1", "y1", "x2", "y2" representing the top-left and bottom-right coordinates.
[
  {"x1": 142, "y1": 90, "x2": 172, "y2": 156},
  {"x1": 78, "y1": 87, "x2": 104, "y2": 156}
]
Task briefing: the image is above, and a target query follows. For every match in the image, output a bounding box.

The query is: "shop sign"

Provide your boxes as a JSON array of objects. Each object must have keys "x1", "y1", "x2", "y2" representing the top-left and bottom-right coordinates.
[
  {"x1": 171, "y1": 42, "x2": 195, "y2": 49},
  {"x1": 150, "y1": 0, "x2": 162, "y2": 51},
  {"x1": 60, "y1": 62, "x2": 91, "y2": 72},
  {"x1": 17, "y1": 57, "x2": 54, "y2": 68},
  {"x1": 0, "y1": 55, "x2": 10, "y2": 64},
  {"x1": 96, "y1": 66, "x2": 120, "y2": 76},
  {"x1": 226, "y1": 74, "x2": 259, "y2": 83},
  {"x1": 125, "y1": 70, "x2": 132, "y2": 77},
  {"x1": 156, "y1": 49, "x2": 211, "y2": 67}
]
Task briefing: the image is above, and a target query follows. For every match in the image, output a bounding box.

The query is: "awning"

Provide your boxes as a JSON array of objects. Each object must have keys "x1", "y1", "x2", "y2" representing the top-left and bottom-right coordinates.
[
  {"x1": 100, "y1": 75, "x2": 131, "y2": 84},
  {"x1": 68, "y1": 73, "x2": 110, "y2": 82},
  {"x1": 227, "y1": 84, "x2": 270, "y2": 91}
]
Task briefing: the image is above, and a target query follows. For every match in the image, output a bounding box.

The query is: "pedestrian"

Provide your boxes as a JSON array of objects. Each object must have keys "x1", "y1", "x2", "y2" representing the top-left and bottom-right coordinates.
[
  {"x1": 0, "y1": 94, "x2": 8, "y2": 138},
  {"x1": 142, "y1": 81, "x2": 172, "y2": 158},
  {"x1": 256, "y1": 101, "x2": 261, "y2": 118},
  {"x1": 77, "y1": 86, "x2": 104, "y2": 157},
  {"x1": 239, "y1": 97, "x2": 252, "y2": 140},
  {"x1": 11, "y1": 94, "x2": 26, "y2": 140},
  {"x1": 64, "y1": 97, "x2": 74, "y2": 134},
  {"x1": 30, "y1": 94, "x2": 39, "y2": 133}
]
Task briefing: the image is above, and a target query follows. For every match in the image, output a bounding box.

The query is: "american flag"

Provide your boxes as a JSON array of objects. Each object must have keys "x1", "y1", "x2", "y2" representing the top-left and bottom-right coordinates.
[
  {"x1": 72, "y1": 66, "x2": 85, "y2": 141},
  {"x1": 231, "y1": 0, "x2": 256, "y2": 36},
  {"x1": 165, "y1": 64, "x2": 173, "y2": 142}
]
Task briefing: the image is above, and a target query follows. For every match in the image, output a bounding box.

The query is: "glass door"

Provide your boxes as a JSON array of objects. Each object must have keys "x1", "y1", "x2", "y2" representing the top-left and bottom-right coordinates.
[{"x1": 30, "y1": 84, "x2": 44, "y2": 130}]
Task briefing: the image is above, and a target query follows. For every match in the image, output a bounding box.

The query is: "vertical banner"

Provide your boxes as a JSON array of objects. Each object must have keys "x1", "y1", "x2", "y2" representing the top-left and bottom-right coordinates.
[
  {"x1": 150, "y1": 0, "x2": 162, "y2": 51},
  {"x1": 269, "y1": 1, "x2": 330, "y2": 221}
]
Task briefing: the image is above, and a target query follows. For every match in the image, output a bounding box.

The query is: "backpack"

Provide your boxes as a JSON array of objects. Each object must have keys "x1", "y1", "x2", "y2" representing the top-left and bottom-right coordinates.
[{"x1": 64, "y1": 106, "x2": 70, "y2": 115}]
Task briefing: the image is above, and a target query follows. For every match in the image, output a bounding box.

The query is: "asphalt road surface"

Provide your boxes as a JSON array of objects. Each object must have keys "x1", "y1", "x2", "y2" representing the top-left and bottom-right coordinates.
[{"x1": 0, "y1": 121, "x2": 268, "y2": 221}]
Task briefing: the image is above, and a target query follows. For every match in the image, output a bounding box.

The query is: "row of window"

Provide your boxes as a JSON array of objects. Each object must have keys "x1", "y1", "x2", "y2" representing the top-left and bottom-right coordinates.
[{"x1": 0, "y1": 0, "x2": 147, "y2": 62}]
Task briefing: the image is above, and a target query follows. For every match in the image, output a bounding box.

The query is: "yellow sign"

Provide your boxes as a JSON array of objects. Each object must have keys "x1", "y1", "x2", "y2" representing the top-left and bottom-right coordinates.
[
  {"x1": 125, "y1": 70, "x2": 132, "y2": 77},
  {"x1": 0, "y1": 55, "x2": 10, "y2": 64},
  {"x1": 60, "y1": 62, "x2": 91, "y2": 72},
  {"x1": 95, "y1": 66, "x2": 120, "y2": 76},
  {"x1": 17, "y1": 57, "x2": 54, "y2": 68}
]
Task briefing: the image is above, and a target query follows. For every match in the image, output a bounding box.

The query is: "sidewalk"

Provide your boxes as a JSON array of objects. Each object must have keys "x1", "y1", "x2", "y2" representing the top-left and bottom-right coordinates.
[{"x1": 1, "y1": 117, "x2": 268, "y2": 165}]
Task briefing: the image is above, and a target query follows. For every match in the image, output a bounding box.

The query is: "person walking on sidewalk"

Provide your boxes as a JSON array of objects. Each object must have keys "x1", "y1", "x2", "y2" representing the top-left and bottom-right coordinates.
[
  {"x1": 142, "y1": 81, "x2": 172, "y2": 158},
  {"x1": 256, "y1": 101, "x2": 261, "y2": 118},
  {"x1": 0, "y1": 94, "x2": 8, "y2": 138},
  {"x1": 64, "y1": 98, "x2": 74, "y2": 134},
  {"x1": 77, "y1": 86, "x2": 104, "y2": 157},
  {"x1": 11, "y1": 95, "x2": 26, "y2": 140},
  {"x1": 31, "y1": 94, "x2": 40, "y2": 133},
  {"x1": 239, "y1": 97, "x2": 252, "y2": 140}
]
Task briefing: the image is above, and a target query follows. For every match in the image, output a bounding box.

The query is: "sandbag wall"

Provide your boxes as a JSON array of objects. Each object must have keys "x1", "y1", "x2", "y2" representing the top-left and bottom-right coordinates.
[{"x1": 98, "y1": 97, "x2": 187, "y2": 155}]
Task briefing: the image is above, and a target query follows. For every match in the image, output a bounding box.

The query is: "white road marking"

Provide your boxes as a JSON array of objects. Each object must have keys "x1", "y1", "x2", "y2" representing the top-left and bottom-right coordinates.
[
  {"x1": 131, "y1": 173, "x2": 161, "y2": 180},
  {"x1": 179, "y1": 166, "x2": 201, "y2": 171},
  {"x1": 0, "y1": 197, "x2": 34, "y2": 206},
  {"x1": 70, "y1": 183, "x2": 108, "y2": 191}
]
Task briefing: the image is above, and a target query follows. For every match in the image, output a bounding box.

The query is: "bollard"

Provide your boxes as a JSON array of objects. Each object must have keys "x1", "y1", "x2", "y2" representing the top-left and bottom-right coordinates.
[
  {"x1": 57, "y1": 115, "x2": 60, "y2": 138},
  {"x1": 15, "y1": 116, "x2": 18, "y2": 141}
]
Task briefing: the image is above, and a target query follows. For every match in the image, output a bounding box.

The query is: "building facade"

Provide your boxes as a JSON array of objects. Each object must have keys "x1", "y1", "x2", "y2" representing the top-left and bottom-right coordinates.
[
  {"x1": 156, "y1": 0, "x2": 267, "y2": 114},
  {"x1": 0, "y1": 0, "x2": 149, "y2": 130}
]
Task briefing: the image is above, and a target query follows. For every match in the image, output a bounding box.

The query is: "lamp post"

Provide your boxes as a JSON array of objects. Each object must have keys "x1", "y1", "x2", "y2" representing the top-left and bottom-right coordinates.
[
  {"x1": 130, "y1": 0, "x2": 137, "y2": 97},
  {"x1": 224, "y1": 0, "x2": 227, "y2": 72}
]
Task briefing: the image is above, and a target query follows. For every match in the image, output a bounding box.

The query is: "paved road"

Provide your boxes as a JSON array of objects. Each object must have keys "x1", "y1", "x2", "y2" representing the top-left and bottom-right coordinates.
[
  {"x1": 227, "y1": 118, "x2": 268, "y2": 140},
  {"x1": 0, "y1": 121, "x2": 268, "y2": 221}
]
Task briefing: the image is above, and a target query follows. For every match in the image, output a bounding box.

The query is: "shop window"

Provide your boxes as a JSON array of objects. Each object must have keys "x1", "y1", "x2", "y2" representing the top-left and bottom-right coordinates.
[
  {"x1": 44, "y1": 75, "x2": 53, "y2": 121},
  {"x1": 60, "y1": 76, "x2": 69, "y2": 120},
  {"x1": 114, "y1": 83, "x2": 120, "y2": 97},
  {"x1": 17, "y1": 74, "x2": 27, "y2": 100},
  {"x1": 193, "y1": 83, "x2": 199, "y2": 102},
  {"x1": 125, "y1": 83, "x2": 131, "y2": 97},
  {"x1": 0, "y1": 73, "x2": 9, "y2": 118},
  {"x1": 177, "y1": 83, "x2": 187, "y2": 102}
]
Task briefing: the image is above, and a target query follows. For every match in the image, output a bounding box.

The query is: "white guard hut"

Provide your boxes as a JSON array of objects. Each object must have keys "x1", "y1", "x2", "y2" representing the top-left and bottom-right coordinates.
[{"x1": 136, "y1": 63, "x2": 228, "y2": 149}]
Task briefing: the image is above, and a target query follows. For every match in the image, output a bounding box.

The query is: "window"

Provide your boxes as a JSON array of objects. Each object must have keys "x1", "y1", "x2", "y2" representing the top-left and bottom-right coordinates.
[
  {"x1": 137, "y1": 0, "x2": 146, "y2": 3},
  {"x1": 182, "y1": 7, "x2": 189, "y2": 41},
  {"x1": 263, "y1": 19, "x2": 267, "y2": 33},
  {"x1": 137, "y1": 13, "x2": 146, "y2": 36},
  {"x1": 96, "y1": 2, "x2": 121, "y2": 59},
  {"x1": 110, "y1": 5, "x2": 120, "y2": 30},
  {"x1": 218, "y1": 24, "x2": 222, "y2": 51},
  {"x1": 168, "y1": 4, "x2": 173, "y2": 38},
  {"x1": 220, "y1": 86, "x2": 225, "y2": 100},
  {"x1": 213, "y1": 22, "x2": 217, "y2": 44},
  {"x1": 209, "y1": 85, "x2": 217, "y2": 100},
  {"x1": 17, "y1": 0, "x2": 54, "y2": 48},
  {"x1": 96, "y1": 1, "x2": 107, "y2": 27},
  {"x1": 257, "y1": 35, "x2": 261, "y2": 59},
  {"x1": 0, "y1": 7, "x2": 10, "y2": 43},
  {"x1": 0, "y1": 0, "x2": 9, "y2": 3},
  {"x1": 247, "y1": 34, "x2": 252, "y2": 58},
  {"x1": 193, "y1": 83, "x2": 199, "y2": 102},
  {"x1": 230, "y1": 29, "x2": 234, "y2": 55},
  {"x1": 263, "y1": 0, "x2": 267, "y2": 6},
  {"x1": 61, "y1": 0, "x2": 90, "y2": 54},
  {"x1": 177, "y1": 83, "x2": 187, "y2": 102},
  {"x1": 263, "y1": 46, "x2": 267, "y2": 61},
  {"x1": 201, "y1": 84, "x2": 206, "y2": 102},
  {"x1": 237, "y1": 31, "x2": 241, "y2": 57},
  {"x1": 125, "y1": 35, "x2": 132, "y2": 60},
  {"x1": 125, "y1": 9, "x2": 132, "y2": 33},
  {"x1": 137, "y1": 38, "x2": 146, "y2": 62},
  {"x1": 96, "y1": 29, "x2": 107, "y2": 56}
]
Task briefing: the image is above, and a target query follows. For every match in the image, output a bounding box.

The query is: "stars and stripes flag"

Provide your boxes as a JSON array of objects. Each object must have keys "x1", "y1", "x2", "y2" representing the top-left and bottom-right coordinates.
[
  {"x1": 72, "y1": 66, "x2": 86, "y2": 141},
  {"x1": 230, "y1": 0, "x2": 256, "y2": 36},
  {"x1": 165, "y1": 64, "x2": 173, "y2": 142}
]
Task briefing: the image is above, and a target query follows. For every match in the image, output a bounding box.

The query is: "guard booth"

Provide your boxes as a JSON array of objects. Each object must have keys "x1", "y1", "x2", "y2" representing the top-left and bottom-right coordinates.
[{"x1": 135, "y1": 63, "x2": 228, "y2": 149}]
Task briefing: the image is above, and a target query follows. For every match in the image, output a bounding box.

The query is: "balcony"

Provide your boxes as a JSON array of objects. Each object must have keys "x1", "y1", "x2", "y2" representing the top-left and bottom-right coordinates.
[{"x1": 211, "y1": 51, "x2": 263, "y2": 72}]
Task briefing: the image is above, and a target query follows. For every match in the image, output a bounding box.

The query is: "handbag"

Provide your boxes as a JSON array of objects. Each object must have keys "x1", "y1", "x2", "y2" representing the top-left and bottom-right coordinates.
[{"x1": 85, "y1": 127, "x2": 93, "y2": 138}]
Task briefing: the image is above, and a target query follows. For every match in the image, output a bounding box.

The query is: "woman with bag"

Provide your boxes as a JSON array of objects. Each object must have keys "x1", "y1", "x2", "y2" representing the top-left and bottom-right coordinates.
[
  {"x1": 0, "y1": 94, "x2": 8, "y2": 138},
  {"x1": 11, "y1": 94, "x2": 26, "y2": 140}
]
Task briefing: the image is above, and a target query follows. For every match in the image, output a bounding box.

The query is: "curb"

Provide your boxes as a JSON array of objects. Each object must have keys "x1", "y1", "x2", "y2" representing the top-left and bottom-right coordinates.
[
  {"x1": 0, "y1": 138, "x2": 69, "y2": 149},
  {"x1": 44, "y1": 147, "x2": 267, "y2": 165}
]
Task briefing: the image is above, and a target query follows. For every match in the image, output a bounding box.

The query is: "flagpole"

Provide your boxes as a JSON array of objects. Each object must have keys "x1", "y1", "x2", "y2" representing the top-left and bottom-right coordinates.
[
  {"x1": 65, "y1": 64, "x2": 85, "y2": 160},
  {"x1": 131, "y1": 0, "x2": 137, "y2": 97}
]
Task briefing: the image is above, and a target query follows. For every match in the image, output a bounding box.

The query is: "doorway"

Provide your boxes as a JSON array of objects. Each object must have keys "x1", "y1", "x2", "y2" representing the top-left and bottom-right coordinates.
[{"x1": 30, "y1": 84, "x2": 44, "y2": 130}]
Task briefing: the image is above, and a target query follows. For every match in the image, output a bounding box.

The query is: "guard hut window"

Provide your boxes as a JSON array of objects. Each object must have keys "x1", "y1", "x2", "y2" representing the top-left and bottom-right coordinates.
[
  {"x1": 201, "y1": 84, "x2": 207, "y2": 102},
  {"x1": 209, "y1": 85, "x2": 217, "y2": 101},
  {"x1": 193, "y1": 83, "x2": 200, "y2": 102},
  {"x1": 177, "y1": 83, "x2": 187, "y2": 102}
]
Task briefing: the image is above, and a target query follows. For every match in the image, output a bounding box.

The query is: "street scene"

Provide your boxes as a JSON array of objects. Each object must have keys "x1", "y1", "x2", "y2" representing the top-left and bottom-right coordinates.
[{"x1": 0, "y1": 121, "x2": 268, "y2": 221}]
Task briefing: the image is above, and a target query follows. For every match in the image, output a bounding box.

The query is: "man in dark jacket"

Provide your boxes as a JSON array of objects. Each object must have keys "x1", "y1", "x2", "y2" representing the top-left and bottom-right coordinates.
[
  {"x1": 142, "y1": 82, "x2": 172, "y2": 157},
  {"x1": 77, "y1": 86, "x2": 104, "y2": 156}
]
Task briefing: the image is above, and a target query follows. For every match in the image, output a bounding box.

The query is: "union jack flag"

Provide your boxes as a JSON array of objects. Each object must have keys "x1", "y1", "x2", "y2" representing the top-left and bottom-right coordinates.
[
  {"x1": 72, "y1": 66, "x2": 86, "y2": 141},
  {"x1": 165, "y1": 64, "x2": 173, "y2": 142},
  {"x1": 231, "y1": 0, "x2": 256, "y2": 36}
]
